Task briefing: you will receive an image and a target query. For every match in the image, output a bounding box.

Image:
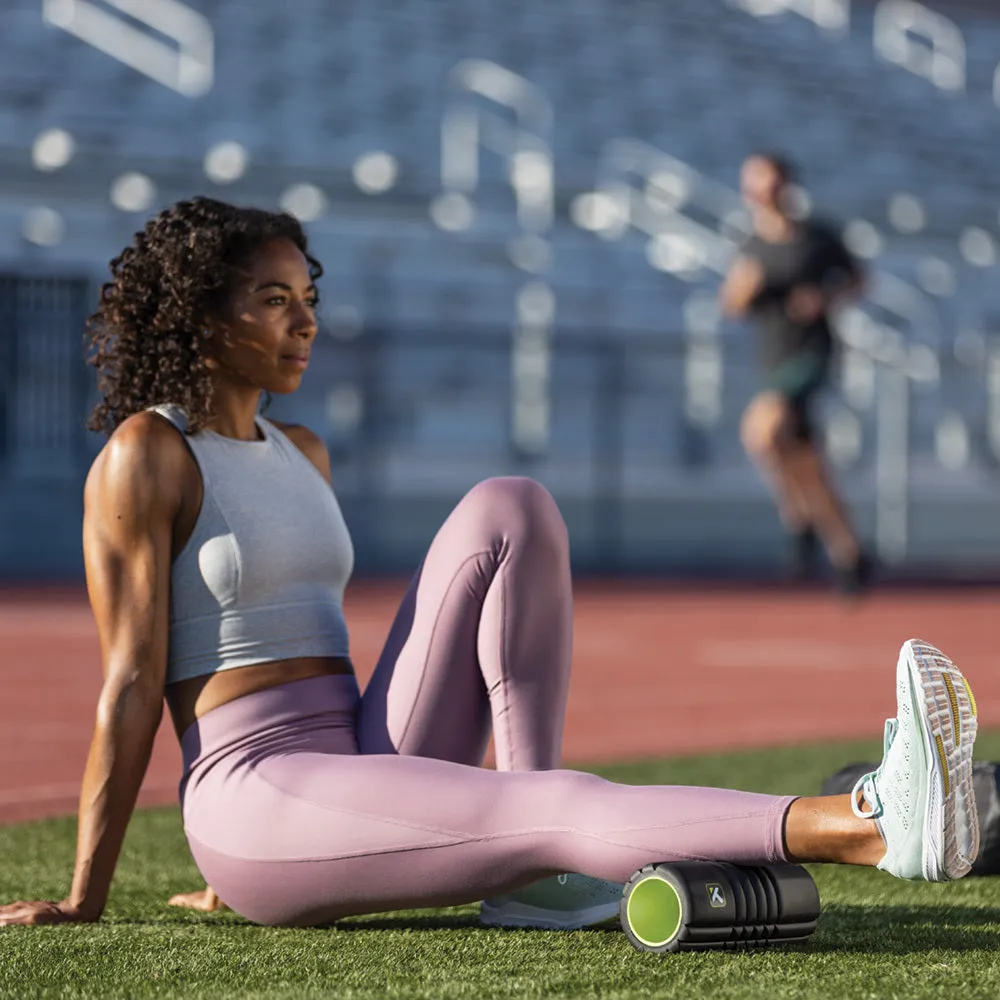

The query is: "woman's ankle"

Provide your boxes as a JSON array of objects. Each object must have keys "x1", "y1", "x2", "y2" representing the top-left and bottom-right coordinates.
[{"x1": 784, "y1": 795, "x2": 885, "y2": 866}]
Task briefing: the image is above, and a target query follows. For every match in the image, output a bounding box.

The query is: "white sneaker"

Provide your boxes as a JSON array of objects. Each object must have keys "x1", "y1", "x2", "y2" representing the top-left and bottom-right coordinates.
[
  {"x1": 479, "y1": 874, "x2": 624, "y2": 930},
  {"x1": 852, "y1": 639, "x2": 979, "y2": 881}
]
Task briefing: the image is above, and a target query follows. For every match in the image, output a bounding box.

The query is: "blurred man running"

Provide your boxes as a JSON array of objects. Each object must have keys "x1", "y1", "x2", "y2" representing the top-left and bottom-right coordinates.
[{"x1": 721, "y1": 153, "x2": 871, "y2": 594}]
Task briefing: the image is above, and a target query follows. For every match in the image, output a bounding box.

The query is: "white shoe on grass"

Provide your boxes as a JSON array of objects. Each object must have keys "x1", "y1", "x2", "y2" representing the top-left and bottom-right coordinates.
[
  {"x1": 852, "y1": 639, "x2": 979, "y2": 881},
  {"x1": 480, "y1": 874, "x2": 624, "y2": 930}
]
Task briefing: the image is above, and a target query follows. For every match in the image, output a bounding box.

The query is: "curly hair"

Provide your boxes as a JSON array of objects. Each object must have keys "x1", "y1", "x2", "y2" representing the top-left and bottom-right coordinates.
[{"x1": 86, "y1": 196, "x2": 323, "y2": 436}]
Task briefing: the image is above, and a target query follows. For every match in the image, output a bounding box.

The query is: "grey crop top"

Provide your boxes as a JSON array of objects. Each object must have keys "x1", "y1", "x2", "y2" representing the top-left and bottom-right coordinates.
[{"x1": 149, "y1": 405, "x2": 354, "y2": 685}]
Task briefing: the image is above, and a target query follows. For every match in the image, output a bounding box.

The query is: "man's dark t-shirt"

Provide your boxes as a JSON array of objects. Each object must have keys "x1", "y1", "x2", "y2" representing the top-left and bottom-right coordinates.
[{"x1": 740, "y1": 219, "x2": 858, "y2": 371}]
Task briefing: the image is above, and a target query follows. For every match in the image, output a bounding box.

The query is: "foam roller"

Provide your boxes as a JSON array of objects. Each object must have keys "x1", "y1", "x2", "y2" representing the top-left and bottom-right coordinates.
[{"x1": 620, "y1": 861, "x2": 821, "y2": 953}]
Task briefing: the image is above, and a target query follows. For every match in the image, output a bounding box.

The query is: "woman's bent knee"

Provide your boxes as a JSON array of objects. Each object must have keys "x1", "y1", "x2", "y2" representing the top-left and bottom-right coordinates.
[{"x1": 462, "y1": 477, "x2": 569, "y2": 554}]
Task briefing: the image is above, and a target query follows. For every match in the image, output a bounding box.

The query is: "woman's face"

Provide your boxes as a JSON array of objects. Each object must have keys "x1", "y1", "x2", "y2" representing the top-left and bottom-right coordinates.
[{"x1": 206, "y1": 238, "x2": 319, "y2": 395}]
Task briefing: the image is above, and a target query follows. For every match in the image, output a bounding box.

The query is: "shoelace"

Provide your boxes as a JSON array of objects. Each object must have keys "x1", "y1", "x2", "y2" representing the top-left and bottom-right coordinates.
[{"x1": 850, "y1": 718, "x2": 898, "y2": 820}]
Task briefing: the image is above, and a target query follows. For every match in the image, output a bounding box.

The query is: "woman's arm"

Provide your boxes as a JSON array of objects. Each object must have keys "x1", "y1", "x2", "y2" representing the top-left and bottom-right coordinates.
[{"x1": 0, "y1": 415, "x2": 183, "y2": 926}]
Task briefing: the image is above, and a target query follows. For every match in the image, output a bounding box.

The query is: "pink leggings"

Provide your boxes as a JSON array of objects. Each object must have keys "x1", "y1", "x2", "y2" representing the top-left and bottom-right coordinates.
[{"x1": 179, "y1": 477, "x2": 795, "y2": 926}]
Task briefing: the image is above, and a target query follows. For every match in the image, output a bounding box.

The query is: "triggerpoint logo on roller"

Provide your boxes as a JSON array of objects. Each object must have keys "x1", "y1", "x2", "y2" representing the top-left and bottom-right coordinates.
[{"x1": 706, "y1": 884, "x2": 727, "y2": 909}]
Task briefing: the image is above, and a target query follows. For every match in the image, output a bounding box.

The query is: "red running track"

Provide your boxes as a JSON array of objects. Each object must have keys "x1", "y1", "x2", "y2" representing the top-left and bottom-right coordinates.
[{"x1": 1, "y1": 582, "x2": 997, "y2": 825}]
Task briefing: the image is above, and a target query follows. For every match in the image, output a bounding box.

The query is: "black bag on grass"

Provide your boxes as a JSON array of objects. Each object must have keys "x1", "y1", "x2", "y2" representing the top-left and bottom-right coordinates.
[{"x1": 821, "y1": 761, "x2": 1000, "y2": 876}]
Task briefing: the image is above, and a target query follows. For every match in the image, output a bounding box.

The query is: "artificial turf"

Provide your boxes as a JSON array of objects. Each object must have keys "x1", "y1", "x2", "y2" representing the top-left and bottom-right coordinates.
[{"x1": 3, "y1": 733, "x2": 1000, "y2": 1000}]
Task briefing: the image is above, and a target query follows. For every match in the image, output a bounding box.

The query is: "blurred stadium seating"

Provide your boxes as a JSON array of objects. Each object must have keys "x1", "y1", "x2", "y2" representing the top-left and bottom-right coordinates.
[{"x1": 1, "y1": 0, "x2": 999, "y2": 576}]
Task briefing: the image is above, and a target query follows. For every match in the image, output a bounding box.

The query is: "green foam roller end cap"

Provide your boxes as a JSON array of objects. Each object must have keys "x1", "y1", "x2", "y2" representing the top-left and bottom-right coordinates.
[{"x1": 626, "y1": 875, "x2": 683, "y2": 948}]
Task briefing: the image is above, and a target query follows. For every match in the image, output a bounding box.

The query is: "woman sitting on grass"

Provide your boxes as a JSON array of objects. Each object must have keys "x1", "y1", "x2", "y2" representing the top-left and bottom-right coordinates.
[{"x1": 0, "y1": 198, "x2": 980, "y2": 930}]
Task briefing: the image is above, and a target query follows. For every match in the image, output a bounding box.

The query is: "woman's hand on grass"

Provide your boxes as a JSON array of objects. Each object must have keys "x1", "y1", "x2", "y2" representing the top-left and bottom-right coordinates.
[{"x1": 0, "y1": 898, "x2": 95, "y2": 926}]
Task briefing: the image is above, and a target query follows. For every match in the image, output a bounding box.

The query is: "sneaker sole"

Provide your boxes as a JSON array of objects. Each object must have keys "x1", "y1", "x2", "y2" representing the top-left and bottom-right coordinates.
[
  {"x1": 479, "y1": 900, "x2": 621, "y2": 931},
  {"x1": 902, "y1": 639, "x2": 979, "y2": 881}
]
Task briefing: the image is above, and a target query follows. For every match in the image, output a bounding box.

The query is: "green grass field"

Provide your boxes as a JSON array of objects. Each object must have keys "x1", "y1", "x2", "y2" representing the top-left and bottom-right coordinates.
[{"x1": 3, "y1": 734, "x2": 1000, "y2": 1000}]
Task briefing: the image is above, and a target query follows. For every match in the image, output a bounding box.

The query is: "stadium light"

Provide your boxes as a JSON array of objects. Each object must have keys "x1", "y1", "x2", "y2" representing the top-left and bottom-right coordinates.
[
  {"x1": 110, "y1": 172, "x2": 156, "y2": 213},
  {"x1": 353, "y1": 152, "x2": 399, "y2": 195},
  {"x1": 204, "y1": 141, "x2": 248, "y2": 184},
  {"x1": 887, "y1": 193, "x2": 926, "y2": 234},
  {"x1": 958, "y1": 228, "x2": 997, "y2": 268},
  {"x1": 279, "y1": 183, "x2": 327, "y2": 223},
  {"x1": 22, "y1": 207, "x2": 65, "y2": 247},
  {"x1": 31, "y1": 129, "x2": 75, "y2": 172},
  {"x1": 429, "y1": 192, "x2": 473, "y2": 231}
]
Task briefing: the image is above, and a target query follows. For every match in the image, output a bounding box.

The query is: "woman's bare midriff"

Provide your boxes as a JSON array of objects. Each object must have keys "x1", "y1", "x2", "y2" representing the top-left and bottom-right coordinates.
[{"x1": 165, "y1": 656, "x2": 354, "y2": 739}]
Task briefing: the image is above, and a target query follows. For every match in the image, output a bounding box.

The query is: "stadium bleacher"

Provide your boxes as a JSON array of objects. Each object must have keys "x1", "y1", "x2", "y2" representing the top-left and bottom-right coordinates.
[{"x1": 0, "y1": 0, "x2": 999, "y2": 573}]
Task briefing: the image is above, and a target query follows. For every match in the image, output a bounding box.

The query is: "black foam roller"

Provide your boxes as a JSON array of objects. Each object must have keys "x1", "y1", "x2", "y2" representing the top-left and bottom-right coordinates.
[{"x1": 620, "y1": 861, "x2": 821, "y2": 954}]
